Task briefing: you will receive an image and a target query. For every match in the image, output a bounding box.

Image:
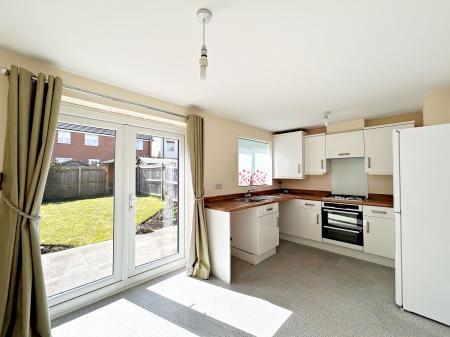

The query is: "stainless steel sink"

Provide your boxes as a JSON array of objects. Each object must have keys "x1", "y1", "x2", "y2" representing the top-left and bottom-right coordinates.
[
  {"x1": 235, "y1": 197, "x2": 266, "y2": 202},
  {"x1": 235, "y1": 195, "x2": 281, "y2": 203}
]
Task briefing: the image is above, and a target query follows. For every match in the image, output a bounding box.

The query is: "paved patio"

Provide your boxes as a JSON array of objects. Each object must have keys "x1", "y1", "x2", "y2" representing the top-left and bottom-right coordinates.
[{"x1": 42, "y1": 226, "x2": 178, "y2": 297}]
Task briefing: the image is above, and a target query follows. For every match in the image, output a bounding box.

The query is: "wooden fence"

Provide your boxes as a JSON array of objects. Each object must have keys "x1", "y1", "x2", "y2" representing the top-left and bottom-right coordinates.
[
  {"x1": 44, "y1": 165, "x2": 111, "y2": 201},
  {"x1": 136, "y1": 164, "x2": 178, "y2": 201}
]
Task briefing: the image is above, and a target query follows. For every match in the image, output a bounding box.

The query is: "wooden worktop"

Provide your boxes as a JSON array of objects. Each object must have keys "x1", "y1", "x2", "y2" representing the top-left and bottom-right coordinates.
[{"x1": 204, "y1": 189, "x2": 393, "y2": 212}]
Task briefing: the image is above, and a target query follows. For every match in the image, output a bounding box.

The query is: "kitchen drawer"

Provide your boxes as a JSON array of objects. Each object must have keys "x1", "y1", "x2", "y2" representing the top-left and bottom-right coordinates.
[
  {"x1": 257, "y1": 202, "x2": 279, "y2": 217},
  {"x1": 363, "y1": 206, "x2": 394, "y2": 219},
  {"x1": 298, "y1": 199, "x2": 321, "y2": 209}
]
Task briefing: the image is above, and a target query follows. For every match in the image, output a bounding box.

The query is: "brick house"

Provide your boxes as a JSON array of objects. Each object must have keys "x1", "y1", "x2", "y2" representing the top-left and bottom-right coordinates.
[{"x1": 52, "y1": 123, "x2": 178, "y2": 164}]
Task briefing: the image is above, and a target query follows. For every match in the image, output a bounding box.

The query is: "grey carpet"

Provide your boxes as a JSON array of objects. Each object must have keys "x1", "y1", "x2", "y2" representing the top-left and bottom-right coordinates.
[{"x1": 52, "y1": 240, "x2": 449, "y2": 337}]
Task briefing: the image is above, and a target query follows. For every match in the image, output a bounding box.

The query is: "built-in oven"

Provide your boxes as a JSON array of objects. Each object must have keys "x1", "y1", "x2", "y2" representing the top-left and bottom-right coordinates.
[{"x1": 322, "y1": 202, "x2": 363, "y2": 247}]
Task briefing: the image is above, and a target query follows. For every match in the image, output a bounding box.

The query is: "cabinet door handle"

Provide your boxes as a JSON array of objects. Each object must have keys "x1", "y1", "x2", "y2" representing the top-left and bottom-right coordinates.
[
  {"x1": 366, "y1": 220, "x2": 370, "y2": 233},
  {"x1": 305, "y1": 203, "x2": 315, "y2": 207},
  {"x1": 372, "y1": 210, "x2": 387, "y2": 214},
  {"x1": 297, "y1": 164, "x2": 301, "y2": 173},
  {"x1": 321, "y1": 159, "x2": 324, "y2": 170},
  {"x1": 267, "y1": 207, "x2": 273, "y2": 211},
  {"x1": 367, "y1": 156, "x2": 371, "y2": 169},
  {"x1": 338, "y1": 152, "x2": 350, "y2": 156},
  {"x1": 276, "y1": 217, "x2": 279, "y2": 228},
  {"x1": 316, "y1": 214, "x2": 319, "y2": 224}
]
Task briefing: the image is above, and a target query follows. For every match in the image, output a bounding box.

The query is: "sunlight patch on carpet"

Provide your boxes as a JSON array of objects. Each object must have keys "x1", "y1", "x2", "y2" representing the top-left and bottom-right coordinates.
[
  {"x1": 147, "y1": 273, "x2": 292, "y2": 337},
  {"x1": 52, "y1": 299, "x2": 199, "y2": 337}
]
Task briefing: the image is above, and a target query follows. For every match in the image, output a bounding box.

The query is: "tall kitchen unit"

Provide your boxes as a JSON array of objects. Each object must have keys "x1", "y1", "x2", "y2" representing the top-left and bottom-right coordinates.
[{"x1": 393, "y1": 123, "x2": 450, "y2": 325}]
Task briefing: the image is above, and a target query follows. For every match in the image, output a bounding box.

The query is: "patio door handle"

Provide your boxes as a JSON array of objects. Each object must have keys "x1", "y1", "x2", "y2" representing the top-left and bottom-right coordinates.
[{"x1": 129, "y1": 194, "x2": 136, "y2": 212}]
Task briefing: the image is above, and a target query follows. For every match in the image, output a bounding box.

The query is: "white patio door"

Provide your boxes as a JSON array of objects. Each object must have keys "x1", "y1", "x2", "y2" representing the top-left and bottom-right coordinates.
[
  {"x1": 42, "y1": 104, "x2": 186, "y2": 312},
  {"x1": 43, "y1": 113, "x2": 125, "y2": 307},
  {"x1": 127, "y1": 126, "x2": 185, "y2": 276}
]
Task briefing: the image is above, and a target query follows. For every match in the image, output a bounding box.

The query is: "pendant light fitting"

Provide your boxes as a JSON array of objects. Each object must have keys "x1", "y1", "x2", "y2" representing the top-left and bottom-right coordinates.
[{"x1": 196, "y1": 8, "x2": 212, "y2": 80}]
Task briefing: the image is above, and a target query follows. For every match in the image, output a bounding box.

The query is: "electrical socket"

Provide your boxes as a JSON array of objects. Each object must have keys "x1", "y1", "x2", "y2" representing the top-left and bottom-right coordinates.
[{"x1": 215, "y1": 183, "x2": 223, "y2": 190}]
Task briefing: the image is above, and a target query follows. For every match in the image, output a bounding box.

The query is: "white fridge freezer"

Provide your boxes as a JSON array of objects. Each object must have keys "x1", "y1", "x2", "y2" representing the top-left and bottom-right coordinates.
[{"x1": 393, "y1": 123, "x2": 450, "y2": 326}]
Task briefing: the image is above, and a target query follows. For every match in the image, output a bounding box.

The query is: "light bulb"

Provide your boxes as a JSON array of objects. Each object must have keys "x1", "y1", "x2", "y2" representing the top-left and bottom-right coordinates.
[{"x1": 199, "y1": 44, "x2": 208, "y2": 80}]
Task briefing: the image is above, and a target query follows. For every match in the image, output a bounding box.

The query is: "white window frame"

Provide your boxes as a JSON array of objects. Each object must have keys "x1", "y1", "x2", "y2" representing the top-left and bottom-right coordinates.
[
  {"x1": 57, "y1": 130, "x2": 71, "y2": 144},
  {"x1": 48, "y1": 103, "x2": 188, "y2": 319},
  {"x1": 55, "y1": 157, "x2": 72, "y2": 163},
  {"x1": 165, "y1": 139, "x2": 175, "y2": 151},
  {"x1": 135, "y1": 138, "x2": 144, "y2": 150},
  {"x1": 237, "y1": 137, "x2": 272, "y2": 187},
  {"x1": 88, "y1": 159, "x2": 101, "y2": 166},
  {"x1": 84, "y1": 133, "x2": 99, "y2": 146}
]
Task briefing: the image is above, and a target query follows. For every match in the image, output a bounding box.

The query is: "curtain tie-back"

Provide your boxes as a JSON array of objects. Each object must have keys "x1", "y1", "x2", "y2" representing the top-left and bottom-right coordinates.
[
  {"x1": 1, "y1": 194, "x2": 41, "y2": 224},
  {"x1": 194, "y1": 196, "x2": 204, "y2": 201}
]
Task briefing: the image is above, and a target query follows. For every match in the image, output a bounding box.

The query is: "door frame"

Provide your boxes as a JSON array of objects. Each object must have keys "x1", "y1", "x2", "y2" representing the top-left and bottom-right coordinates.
[
  {"x1": 126, "y1": 125, "x2": 186, "y2": 277},
  {"x1": 46, "y1": 112, "x2": 125, "y2": 307},
  {"x1": 46, "y1": 103, "x2": 188, "y2": 313}
]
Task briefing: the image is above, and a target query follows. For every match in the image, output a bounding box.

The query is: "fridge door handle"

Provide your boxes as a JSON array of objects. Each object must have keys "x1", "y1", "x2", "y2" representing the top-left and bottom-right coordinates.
[{"x1": 393, "y1": 130, "x2": 402, "y2": 214}]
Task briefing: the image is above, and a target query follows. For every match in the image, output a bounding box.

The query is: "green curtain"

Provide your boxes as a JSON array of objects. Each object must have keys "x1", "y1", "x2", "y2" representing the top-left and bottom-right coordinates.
[
  {"x1": 0, "y1": 65, "x2": 63, "y2": 337},
  {"x1": 186, "y1": 114, "x2": 211, "y2": 279}
]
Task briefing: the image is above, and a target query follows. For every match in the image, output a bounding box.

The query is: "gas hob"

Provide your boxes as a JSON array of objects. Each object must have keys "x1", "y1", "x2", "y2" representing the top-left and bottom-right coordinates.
[{"x1": 323, "y1": 194, "x2": 367, "y2": 201}]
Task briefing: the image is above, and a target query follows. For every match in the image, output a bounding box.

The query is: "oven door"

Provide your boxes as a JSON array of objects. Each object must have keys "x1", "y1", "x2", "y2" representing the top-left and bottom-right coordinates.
[
  {"x1": 322, "y1": 225, "x2": 363, "y2": 246},
  {"x1": 322, "y1": 208, "x2": 363, "y2": 246}
]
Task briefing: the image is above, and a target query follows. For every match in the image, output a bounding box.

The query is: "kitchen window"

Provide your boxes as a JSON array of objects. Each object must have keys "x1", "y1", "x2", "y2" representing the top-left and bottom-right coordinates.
[
  {"x1": 57, "y1": 130, "x2": 71, "y2": 144},
  {"x1": 85, "y1": 133, "x2": 99, "y2": 146},
  {"x1": 238, "y1": 137, "x2": 271, "y2": 186}
]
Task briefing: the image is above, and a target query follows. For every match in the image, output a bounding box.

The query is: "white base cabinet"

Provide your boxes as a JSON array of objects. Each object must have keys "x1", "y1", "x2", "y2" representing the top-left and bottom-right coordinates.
[
  {"x1": 279, "y1": 200, "x2": 301, "y2": 236},
  {"x1": 363, "y1": 206, "x2": 395, "y2": 259},
  {"x1": 230, "y1": 203, "x2": 279, "y2": 264},
  {"x1": 299, "y1": 200, "x2": 322, "y2": 241},
  {"x1": 279, "y1": 199, "x2": 321, "y2": 242}
]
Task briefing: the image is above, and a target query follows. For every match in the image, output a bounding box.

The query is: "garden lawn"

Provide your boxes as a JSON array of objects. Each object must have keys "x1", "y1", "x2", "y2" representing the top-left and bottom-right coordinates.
[{"x1": 40, "y1": 196, "x2": 165, "y2": 247}]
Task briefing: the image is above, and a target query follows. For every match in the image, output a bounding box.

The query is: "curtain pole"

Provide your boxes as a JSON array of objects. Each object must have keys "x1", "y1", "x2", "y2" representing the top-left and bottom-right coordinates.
[{"x1": 1, "y1": 67, "x2": 187, "y2": 120}]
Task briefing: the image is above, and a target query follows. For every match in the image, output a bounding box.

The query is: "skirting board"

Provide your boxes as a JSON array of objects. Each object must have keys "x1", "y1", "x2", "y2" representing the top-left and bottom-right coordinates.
[
  {"x1": 231, "y1": 247, "x2": 277, "y2": 265},
  {"x1": 280, "y1": 234, "x2": 394, "y2": 268}
]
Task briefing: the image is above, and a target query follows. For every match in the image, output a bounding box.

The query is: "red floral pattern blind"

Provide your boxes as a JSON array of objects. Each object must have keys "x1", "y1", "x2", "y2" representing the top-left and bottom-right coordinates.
[{"x1": 238, "y1": 138, "x2": 271, "y2": 186}]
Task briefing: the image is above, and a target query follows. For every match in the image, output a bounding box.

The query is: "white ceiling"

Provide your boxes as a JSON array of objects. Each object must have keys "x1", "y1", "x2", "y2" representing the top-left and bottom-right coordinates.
[{"x1": 1, "y1": 0, "x2": 450, "y2": 131}]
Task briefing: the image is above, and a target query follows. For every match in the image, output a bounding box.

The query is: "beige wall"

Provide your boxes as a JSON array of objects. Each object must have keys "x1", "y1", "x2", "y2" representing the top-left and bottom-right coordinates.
[
  {"x1": 198, "y1": 111, "x2": 275, "y2": 196},
  {"x1": 279, "y1": 173, "x2": 394, "y2": 195},
  {"x1": 0, "y1": 48, "x2": 273, "y2": 200},
  {"x1": 367, "y1": 175, "x2": 393, "y2": 195},
  {"x1": 280, "y1": 174, "x2": 331, "y2": 192},
  {"x1": 0, "y1": 48, "x2": 188, "y2": 173},
  {"x1": 326, "y1": 119, "x2": 365, "y2": 134},
  {"x1": 423, "y1": 86, "x2": 450, "y2": 126},
  {"x1": 365, "y1": 111, "x2": 423, "y2": 127}
]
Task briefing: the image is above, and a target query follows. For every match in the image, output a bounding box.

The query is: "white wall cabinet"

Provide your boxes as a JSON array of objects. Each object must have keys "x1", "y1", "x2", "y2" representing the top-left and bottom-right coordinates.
[
  {"x1": 273, "y1": 131, "x2": 304, "y2": 179},
  {"x1": 326, "y1": 130, "x2": 364, "y2": 159},
  {"x1": 299, "y1": 200, "x2": 322, "y2": 241},
  {"x1": 364, "y1": 121, "x2": 414, "y2": 175},
  {"x1": 363, "y1": 206, "x2": 395, "y2": 259},
  {"x1": 305, "y1": 134, "x2": 328, "y2": 175},
  {"x1": 230, "y1": 203, "x2": 279, "y2": 257}
]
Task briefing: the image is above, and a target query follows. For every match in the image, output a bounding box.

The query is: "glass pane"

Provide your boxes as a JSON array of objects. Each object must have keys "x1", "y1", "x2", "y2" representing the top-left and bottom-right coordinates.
[
  {"x1": 238, "y1": 138, "x2": 270, "y2": 186},
  {"x1": 135, "y1": 134, "x2": 179, "y2": 267},
  {"x1": 40, "y1": 122, "x2": 116, "y2": 297}
]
